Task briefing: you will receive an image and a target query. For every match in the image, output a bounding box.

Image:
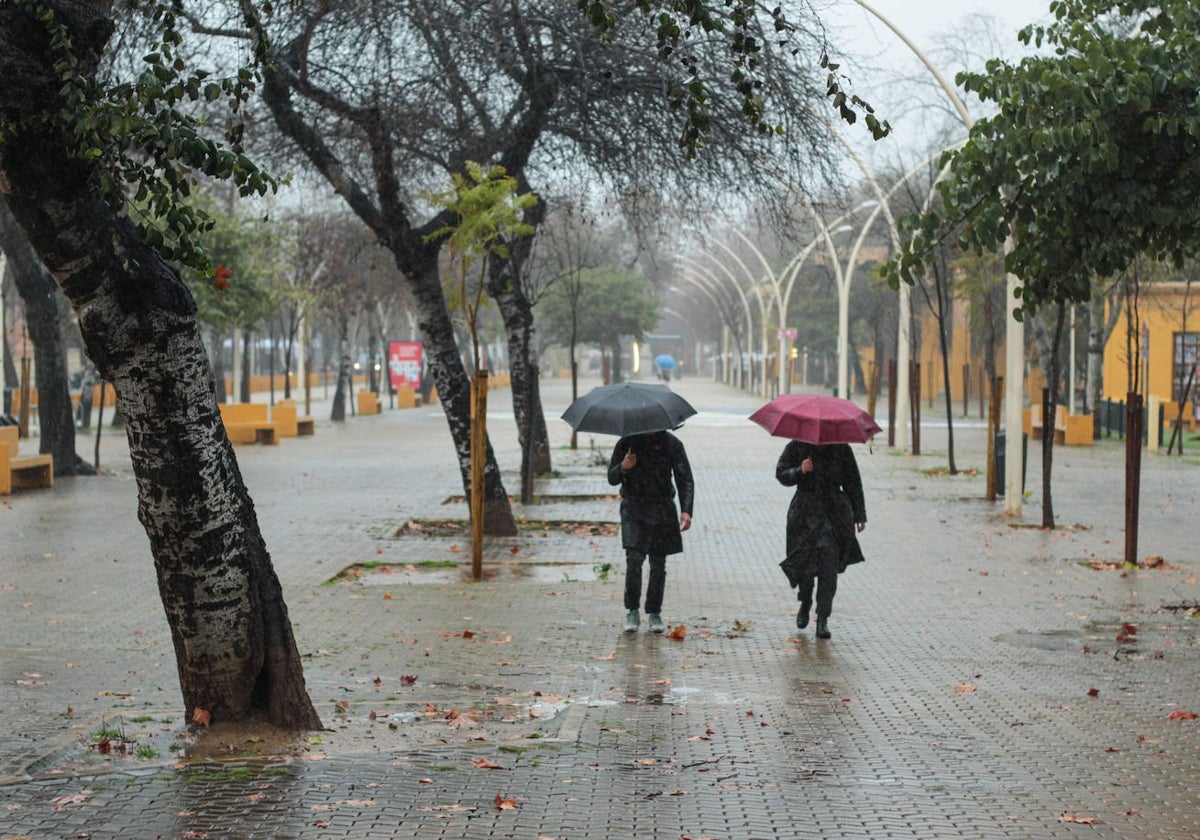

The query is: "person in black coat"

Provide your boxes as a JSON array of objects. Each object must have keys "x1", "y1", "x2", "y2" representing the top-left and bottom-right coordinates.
[
  {"x1": 776, "y1": 441, "x2": 866, "y2": 639},
  {"x1": 608, "y1": 430, "x2": 694, "y2": 634}
]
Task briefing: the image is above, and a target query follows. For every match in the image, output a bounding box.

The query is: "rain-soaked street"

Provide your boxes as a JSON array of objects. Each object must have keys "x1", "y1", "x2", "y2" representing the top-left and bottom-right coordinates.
[{"x1": 2, "y1": 376, "x2": 1199, "y2": 838}]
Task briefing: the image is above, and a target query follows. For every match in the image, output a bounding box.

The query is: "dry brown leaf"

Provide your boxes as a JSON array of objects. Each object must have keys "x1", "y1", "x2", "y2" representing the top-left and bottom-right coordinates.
[
  {"x1": 1058, "y1": 814, "x2": 1096, "y2": 825},
  {"x1": 1167, "y1": 710, "x2": 1198, "y2": 720},
  {"x1": 494, "y1": 792, "x2": 520, "y2": 810},
  {"x1": 667, "y1": 625, "x2": 686, "y2": 641},
  {"x1": 473, "y1": 758, "x2": 504, "y2": 769},
  {"x1": 52, "y1": 790, "x2": 92, "y2": 810},
  {"x1": 192, "y1": 707, "x2": 212, "y2": 726},
  {"x1": 954, "y1": 684, "x2": 976, "y2": 693}
]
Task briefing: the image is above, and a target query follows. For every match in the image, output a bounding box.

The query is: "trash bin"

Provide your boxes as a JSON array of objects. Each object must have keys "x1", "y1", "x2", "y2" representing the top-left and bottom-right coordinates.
[{"x1": 994, "y1": 430, "x2": 1028, "y2": 494}]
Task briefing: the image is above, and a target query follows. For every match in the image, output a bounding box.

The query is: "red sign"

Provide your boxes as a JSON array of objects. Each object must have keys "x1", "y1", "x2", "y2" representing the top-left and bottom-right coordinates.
[{"x1": 388, "y1": 341, "x2": 423, "y2": 391}]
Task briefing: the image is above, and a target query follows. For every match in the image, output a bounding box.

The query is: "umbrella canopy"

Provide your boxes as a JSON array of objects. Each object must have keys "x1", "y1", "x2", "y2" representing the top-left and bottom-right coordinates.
[
  {"x1": 749, "y1": 393, "x2": 882, "y2": 445},
  {"x1": 654, "y1": 354, "x2": 677, "y2": 370},
  {"x1": 561, "y1": 382, "x2": 696, "y2": 437}
]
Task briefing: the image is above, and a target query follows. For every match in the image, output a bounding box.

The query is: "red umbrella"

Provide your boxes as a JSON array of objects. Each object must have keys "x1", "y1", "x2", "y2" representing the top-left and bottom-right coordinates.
[{"x1": 749, "y1": 394, "x2": 882, "y2": 444}]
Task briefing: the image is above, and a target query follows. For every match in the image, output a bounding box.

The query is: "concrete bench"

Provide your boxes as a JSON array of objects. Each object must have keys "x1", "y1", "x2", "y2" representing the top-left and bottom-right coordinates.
[
  {"x1": 218, "y1": 403, "x2": 281, "y2": 445},
  {"x1": 0, "y1": 425, "x2": 54, "y2": 495},
  {"x1": 272, "y1": 400, "x2": 315, "y2": 437},
  {"x1": 357, "y1": 389, "x2": 382, "y2": 416}
]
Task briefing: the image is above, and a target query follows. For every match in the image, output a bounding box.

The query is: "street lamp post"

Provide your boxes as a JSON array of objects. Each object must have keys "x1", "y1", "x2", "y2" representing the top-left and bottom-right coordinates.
[{"x1": 852, "y1": 0, "x2": 1024, "y2": 516}]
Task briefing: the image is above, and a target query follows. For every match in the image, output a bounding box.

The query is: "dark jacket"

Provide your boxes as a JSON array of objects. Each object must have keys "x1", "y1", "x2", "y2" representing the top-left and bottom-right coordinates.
[
  {"x1": 776, "y1": 441, "x2": 866, "y2": 573},
  {"x1": 607, "y1": 431, "x2": 694, "y2": 556}
]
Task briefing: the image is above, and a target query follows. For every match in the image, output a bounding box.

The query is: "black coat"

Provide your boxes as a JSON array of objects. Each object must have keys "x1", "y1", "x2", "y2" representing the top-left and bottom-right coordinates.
[
  {"x1": 607, "y1": 431, "x2": 694, "y2": 556},
  {"x1": 776, "y1": 441, "x2": 866, "y2": 574}
]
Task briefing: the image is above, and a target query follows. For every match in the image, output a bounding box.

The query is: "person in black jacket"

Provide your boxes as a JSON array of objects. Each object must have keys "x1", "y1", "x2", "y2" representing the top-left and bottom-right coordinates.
[
  {"x1": 776, "y1": 441, "x2": 866, "y2": 639},
  {"x1": 607, "y1": 430, "x2": 694, "y2": 634}
]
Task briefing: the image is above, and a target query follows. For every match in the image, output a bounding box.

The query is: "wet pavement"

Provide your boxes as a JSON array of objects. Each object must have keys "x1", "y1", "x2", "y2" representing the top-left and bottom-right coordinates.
[{"x1": 2, "y1": 375, "x2": 1199, "y2": 839}]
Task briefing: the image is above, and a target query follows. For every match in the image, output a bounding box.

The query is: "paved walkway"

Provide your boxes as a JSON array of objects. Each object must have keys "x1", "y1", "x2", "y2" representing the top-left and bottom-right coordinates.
[{"x1": 2, "y1": 375, "x2": 1199, "y2": 839}]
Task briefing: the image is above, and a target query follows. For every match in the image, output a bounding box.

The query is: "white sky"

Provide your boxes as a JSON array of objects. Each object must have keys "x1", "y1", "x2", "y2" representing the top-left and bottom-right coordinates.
[{"x1": 817, "y1": 0, "x2": 1055, "y2": 171}]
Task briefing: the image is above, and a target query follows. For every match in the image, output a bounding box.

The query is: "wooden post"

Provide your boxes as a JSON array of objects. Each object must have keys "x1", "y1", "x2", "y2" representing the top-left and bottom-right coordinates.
[
  {"x1": 987, "y1": 376, "x2": 1002, "y2": 502},
  {"x1": 18, "y1": 357, "x2": 32, "y2": 438},
  {"x1": 962, "y1": 363, "x2": 970, "y2": 417},
  {"x1": 470, "y1": 371, "x2": 489, "y2": 581},
  {"x1": 910, "y1": 361, "x2": 921, "y2": 455},
  {"x1": 866, "y1": 360, "x2": 878, "y2": 419},
  {"x1": 887, "y1": 358, "x2": 896, "y2": 448},
  {"x1": 1124, "y1": 392, "x2": 1143, "y2": 566}
]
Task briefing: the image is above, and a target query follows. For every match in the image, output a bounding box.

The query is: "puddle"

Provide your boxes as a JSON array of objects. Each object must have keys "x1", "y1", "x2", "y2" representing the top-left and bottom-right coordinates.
[
  {"x1": 994, "y1": 629, "x2": 1080, "y2": 651},
  {"x1": 349, "y1": 562, "x2": 607, "y2": 585}
]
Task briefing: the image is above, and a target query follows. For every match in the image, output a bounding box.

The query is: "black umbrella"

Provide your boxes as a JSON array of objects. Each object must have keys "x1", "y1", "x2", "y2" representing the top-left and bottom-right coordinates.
[{"x1": 561, "y1": 382, "x2": 697, "y2": 436}]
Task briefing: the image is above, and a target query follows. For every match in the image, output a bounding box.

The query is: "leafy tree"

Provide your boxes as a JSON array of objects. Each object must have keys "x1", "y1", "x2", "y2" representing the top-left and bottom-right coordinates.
[
  {"x1": 540, "y1": 266, "x2": 660, "y2": 379},
  {"x1": 887, "y1": 0, "x2": 1200, "y2": 317},
  {"x1": 0, "y1": 1, "x2": 319, "y2": 729}
]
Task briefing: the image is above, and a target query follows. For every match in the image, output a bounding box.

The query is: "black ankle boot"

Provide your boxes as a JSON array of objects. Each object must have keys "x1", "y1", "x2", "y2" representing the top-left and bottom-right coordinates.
[
  {"x1": 796, "y1": 601, "x2": 811, "y2": 629},
  {"x1": 815, "y1": 617, "x2": 831, "y2": 639}
]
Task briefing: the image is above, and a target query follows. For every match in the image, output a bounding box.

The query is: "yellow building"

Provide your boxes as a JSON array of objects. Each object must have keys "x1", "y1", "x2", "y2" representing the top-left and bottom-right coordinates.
[{"x1": 1102, "y1": 282, "x2": 1200, "y2": 404}]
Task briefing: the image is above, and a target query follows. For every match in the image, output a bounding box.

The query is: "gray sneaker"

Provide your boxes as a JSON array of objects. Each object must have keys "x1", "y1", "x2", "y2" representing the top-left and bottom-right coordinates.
[
  {"x1": 648, "y1": 613, "x2": 665, "y2": 634},
  {"x1": 624, "y1": 610, "x2": 640, "y2": 633}
]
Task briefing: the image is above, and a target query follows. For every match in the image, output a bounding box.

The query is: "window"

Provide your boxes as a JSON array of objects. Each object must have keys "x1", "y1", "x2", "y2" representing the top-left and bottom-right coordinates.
[{"x1": 1173, "y1": 332, "x2": 1200, "y2": 400}]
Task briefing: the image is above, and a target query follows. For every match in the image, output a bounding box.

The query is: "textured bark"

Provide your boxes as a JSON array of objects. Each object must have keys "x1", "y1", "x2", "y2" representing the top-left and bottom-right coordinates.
[
  {"x1": 0, "y1": 1, "x2": 320, "y2": 730},
  {"x1": 0, "y1": 198, "x2": 91, "y2": 474},
  {"x1": 258, "y1": 36, "x2": 517, "y2": 535}
]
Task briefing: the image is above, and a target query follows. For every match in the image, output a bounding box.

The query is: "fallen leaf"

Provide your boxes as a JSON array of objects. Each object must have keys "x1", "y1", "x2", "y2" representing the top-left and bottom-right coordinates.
[
  {"x1": 52, "y1": 790, "x2": 92, "y2": 810},
  {"x1": 192, "y1": 707, "x2": 212, "y2": 726},
  {"x1": 1058, "y1": 814, "x2": 1096, "y2": 825},
  {"x1": 373, "y1": 676, "x2": 383, "y2": 686},
  {"x1": 462, "y1": 630, "x2": 476, "y2": 639},
  {"x1": 418, "y1": 778, "x2": 433, "y2": 784},
  {"x1": 401, "y1": 674, "x2": 418, "y2": 685},
  {"x1": 473, "y1": 758, "x2": 504, "y2": 769},
  {"x1": 494, "y1": 792, "x2": 520, "y2": 810},
  {"x1": 1087, "y1": 687, "x2": 1100, "y2": 697},
  {"x1": 1166, "y1": 710, "x2": 1198, "y2": 720},
  {"x1": 667, "y1": 625, "x2": 686, "y2": 641},
  {"x1": 1123, "y1": 623, "x2": 1138, "y2": 635},
  {"x1": 383, "y1": 592, "x2": 393, "y2": 600},
  {"x1": 510, "y1": 545, "x2": 520, "y2": 555},
  {"x1": 954, "y1": 684, "x2": 976, "y2": 693}
]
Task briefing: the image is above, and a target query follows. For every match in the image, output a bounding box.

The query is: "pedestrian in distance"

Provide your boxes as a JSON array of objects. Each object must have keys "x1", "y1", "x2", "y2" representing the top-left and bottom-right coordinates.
[
  {"x1": 776, "y1": 440, "x2": 866, "y2": 639},
  {"x1": 608, "y1": 429, "x2": 694, "y2": 634}
]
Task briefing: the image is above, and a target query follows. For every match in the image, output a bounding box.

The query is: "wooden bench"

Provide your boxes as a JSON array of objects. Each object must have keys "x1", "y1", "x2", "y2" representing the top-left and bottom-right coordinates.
[
  {"x1": 218, "y1": 403, "x2": 281, "y2": 445},
  {"x1": 394, "y1": 385, "x2": 423, "y2": 409},
  {"x1": 272, "y1": 400, "x2": 315, "y2": 437},
  {"x1": 357, "y1": 389, "x2": 382, "y2": 415},
  {"x1": 1029, "y1": 404, "x2": 1092, "y2": 445},
  {"x1": 0, "y1": 425, "x2": 54, "y2": 495},
  {"x1": 1163, "y1": 400, "x2": 1196, "y2": 433}
]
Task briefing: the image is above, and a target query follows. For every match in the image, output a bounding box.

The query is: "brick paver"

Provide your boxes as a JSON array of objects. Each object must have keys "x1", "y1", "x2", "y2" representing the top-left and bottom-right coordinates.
[{"x1": 2, "y1": 375, "x2": 1198, "y2": 838}]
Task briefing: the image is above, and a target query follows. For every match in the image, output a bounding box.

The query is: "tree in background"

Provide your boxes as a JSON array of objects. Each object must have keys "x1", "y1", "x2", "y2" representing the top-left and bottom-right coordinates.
[
  {"x1": 0, "y1": 196, "x2": 94, "y2": 475},
  {"x1": 540, "y1": 267, "x2": 660, "y2": 385}
]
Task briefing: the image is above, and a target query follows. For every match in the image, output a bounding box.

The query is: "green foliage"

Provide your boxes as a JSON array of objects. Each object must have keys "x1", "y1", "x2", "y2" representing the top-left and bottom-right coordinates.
[
  {"x1": 176, "y1": 191, "x2": 278, "y2": 332},
  {"x1": 884, "y1": 0, "x2": 1200, "y2": 319},
  {"x1": 539, "y1": 266, "x2": 660, "y2": 350},
  {"x1": 424, "y1": 162, "x2": 537, "y2": 368},
  {"x1": 6, "y1": 0, "x2": 274, "y2": 277},
  {"x1": 575, "y1": 0, "x2": 888, "y2": 157}
]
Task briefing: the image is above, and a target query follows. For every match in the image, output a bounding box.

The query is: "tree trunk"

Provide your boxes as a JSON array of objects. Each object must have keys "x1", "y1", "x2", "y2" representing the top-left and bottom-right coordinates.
[
  {"x1": 408, "y1": 261, "x2": 518, "y2": 536},
  {"x1": 0, "y1": 0, "x2": 321, "y2": 730},
  {"x1": 0, "y1": 198, "x2": 92, "y2": 475},
  {"x1": 1040, "y1": 305, "x2": 1067, "y2": 529}
]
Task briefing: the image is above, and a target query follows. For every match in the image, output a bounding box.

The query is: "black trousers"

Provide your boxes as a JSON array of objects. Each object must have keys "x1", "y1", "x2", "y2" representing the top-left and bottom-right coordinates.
[
  {"x1": 624, "y1": 549, "x2": 667, "y2": 614},
  {"x1": 796, "y1": 552, "x2": 838, "y2": 618}
]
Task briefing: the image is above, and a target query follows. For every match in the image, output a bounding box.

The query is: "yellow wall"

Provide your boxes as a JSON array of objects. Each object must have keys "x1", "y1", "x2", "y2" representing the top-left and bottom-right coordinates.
[{"x1": 1102, "y1": 283, "x2": 1200, "y2": 402}]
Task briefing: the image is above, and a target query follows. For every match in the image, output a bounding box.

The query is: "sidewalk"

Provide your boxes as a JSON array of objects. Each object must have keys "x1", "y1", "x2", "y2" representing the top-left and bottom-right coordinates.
[{"x1": 2, "y1": 375, "x2": 1199, "y2": 839}]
